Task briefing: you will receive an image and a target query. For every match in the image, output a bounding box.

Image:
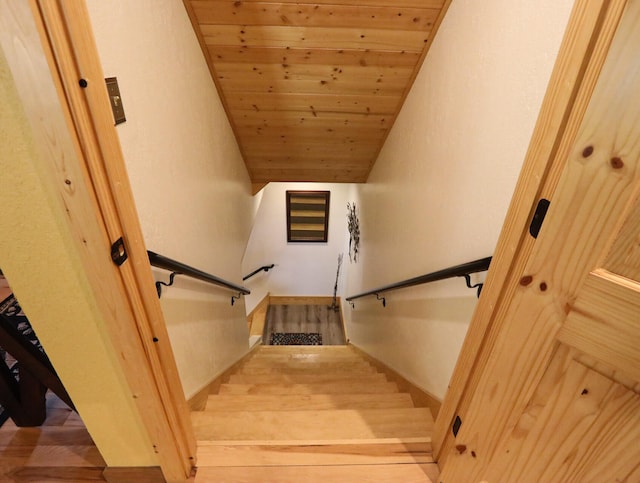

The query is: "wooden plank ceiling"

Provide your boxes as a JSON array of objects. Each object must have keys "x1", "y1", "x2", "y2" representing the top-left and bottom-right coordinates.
[{"x1": 183, "y1": 0, "x2": 450, "y2": 188}]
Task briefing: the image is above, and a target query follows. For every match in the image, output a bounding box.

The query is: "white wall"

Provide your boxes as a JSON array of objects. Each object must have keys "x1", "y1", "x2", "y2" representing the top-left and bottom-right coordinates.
[
  {"x1": 242, "y1": 183, "x2": 353, "y2": 313},
  {"x1": 86, "y1": 0, "x2": 254, "y2": 398},
  {"x1": 345, "y1": 0, "x2": 574, "y2": 400}
]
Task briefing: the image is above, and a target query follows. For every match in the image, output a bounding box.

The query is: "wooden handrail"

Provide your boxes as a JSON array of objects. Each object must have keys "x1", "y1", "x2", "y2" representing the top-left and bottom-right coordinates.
[{"x1": 346, "y1": 257, "x2": 492, "y2": 305}]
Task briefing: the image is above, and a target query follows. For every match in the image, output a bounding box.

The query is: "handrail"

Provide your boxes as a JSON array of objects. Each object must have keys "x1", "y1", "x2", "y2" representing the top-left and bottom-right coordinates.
[
  {"x1": 243, "y1": 264, "x2": 275, "y2": 281},
  {"x1": 147, "y1": 250, "x2": 250, "y2": 305},
  {"x1": 346, "y1": 256, "x2": 492, "y2": 307}
]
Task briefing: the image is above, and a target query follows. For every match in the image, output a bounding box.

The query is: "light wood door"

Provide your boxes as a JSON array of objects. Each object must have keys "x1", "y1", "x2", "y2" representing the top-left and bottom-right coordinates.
[{"x1": 439, "y1": 0, "x2": 640, "y2": 481}]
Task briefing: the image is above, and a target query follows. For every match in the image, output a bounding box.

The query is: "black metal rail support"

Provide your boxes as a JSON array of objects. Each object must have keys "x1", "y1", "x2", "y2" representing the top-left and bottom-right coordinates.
[
  {"x1": 155, "y1": 271, "x2": 177, "y2": 298},
  {"x1": 147, "y1": 251, "x2": 250, "y2": 305},
  {"x1": 462, "y1": 273, "x2": 485, "y2": 298},
  {"x1": 346, "y1": 256, "x2": 492, "y2": 308}
]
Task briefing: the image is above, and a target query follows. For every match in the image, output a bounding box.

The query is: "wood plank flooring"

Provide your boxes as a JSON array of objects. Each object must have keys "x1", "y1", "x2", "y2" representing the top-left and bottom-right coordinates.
[
  {"x1": 263, "y1": 304, "x2": 346, "y2": 345},
  {"x1": 0, "y1": 392, "x2": 107, "y2": 482},
  {"x1": 192, "y1": 345, "x2": 438, "y2": 482}
]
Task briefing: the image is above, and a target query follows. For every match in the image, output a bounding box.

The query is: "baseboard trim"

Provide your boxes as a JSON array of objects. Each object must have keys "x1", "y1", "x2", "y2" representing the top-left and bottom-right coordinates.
[
  {"x1": 270, "y1": 295, "x2": 339, "y2": 305},
  {"x1": 247, "y1": 292, "x2": 270, "y2": 321},
  {"x1": 188, "y1": 344, "x2": 261, "y2": 411},
  {"x1": 339, "y1": 302, "x2": 349, "y2": 342},
  {"x1": 349, "y1": 344, "x2": 442, "y2": 419},
  {"x1": 248, "y1": 292, "x2": 270, "y2": 336},
  {"x1": 187, "y1": 381, "x2": 215, "y2": 412}
]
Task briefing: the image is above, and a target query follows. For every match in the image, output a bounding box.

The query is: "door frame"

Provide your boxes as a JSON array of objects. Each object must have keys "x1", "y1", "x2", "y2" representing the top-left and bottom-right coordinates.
[
  {"x1": 0, "y1": 1, "x2": 195, "y2": 481},
  {"x1": 434, "y1": 0, "x2": 628, "y2": 465}
]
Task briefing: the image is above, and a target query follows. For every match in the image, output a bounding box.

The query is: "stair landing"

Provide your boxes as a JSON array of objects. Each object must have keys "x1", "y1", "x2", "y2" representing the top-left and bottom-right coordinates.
[{"x1": 191, "y1": 345, "x2": 438, "y2": 482}]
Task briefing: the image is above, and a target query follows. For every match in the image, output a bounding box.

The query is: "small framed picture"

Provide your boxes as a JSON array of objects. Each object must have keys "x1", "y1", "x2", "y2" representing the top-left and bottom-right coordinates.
[{"x1": 286, "y1": 191, "x2": 330, "y2": 242}]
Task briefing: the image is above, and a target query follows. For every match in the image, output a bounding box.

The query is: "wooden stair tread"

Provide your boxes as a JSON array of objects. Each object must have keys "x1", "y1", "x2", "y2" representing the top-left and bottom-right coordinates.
[
  {"x1": 256, "y1": 346, "x2": 354, "y2": 354},
  {"x1": 196, "y1": 441, "x2": 433, "y2": 466},
  {"x1": 247, "y1": 356, "x2": 365, "y2": 365},
  {"x1": 246, "y1": 357, "x2": 366, "y2": 365},
  {"x1": 193, "y1": 344, "x2": 436, "y2": 479},
  {"x1": 194, "y1": 463, "x2": 439, "y2": 482},
  {"x1": 249, "y1": 352, "x2": 364, "y2": 360},
  {"x1": 192, "y1": 408, "x2": 434, "y2": 441},
  {"x1": 196, "y1": 436, "x2": 431, "y2": 445},
  {"x1": 237, "y1": 363, "x2": 376, "y2": 375},
  {"x1": 218, "y1": 381, "x2": 400, "y2": 395},
  {"x1": 204, "y1": 393, "x2": 414, "y2": 411},
  {"x1": 228, "y1": 373, "x2": 388, "y2": 385}
]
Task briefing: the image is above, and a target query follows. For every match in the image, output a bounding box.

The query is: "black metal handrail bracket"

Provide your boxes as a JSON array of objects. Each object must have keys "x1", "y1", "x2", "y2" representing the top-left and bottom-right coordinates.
[
  {"x1": 243, "y1": 264, "x2": 275, "y2": 281},
  {"x1": 147, "y1": 251, "x2": 250, "y2": 305},
  {"x1": 346, "y1": 256, "x2": 492, "y2": 308}
]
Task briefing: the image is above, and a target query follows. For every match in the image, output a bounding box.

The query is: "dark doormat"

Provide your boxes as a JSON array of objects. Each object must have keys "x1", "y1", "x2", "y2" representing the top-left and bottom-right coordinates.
[{"x1": 269, "y1": 332, "x2": 322, "y2": 346}]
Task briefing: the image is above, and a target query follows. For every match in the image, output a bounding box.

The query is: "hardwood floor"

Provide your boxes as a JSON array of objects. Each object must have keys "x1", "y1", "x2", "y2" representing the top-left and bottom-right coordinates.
[
  {"x1": 192, "y1": 345, "x2": 439, "y2": 482},
  {"x1": 0, "y1": 392, "x2": 107, "y2": 482},
  {"x1": 263, "y1": 304, "x2": 346, "y2": 345}
]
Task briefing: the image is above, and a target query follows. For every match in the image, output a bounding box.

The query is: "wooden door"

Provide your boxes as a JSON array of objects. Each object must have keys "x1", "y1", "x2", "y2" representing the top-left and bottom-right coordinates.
[{"x1": 438, "y1": 0, "x2": 640, "y2": 481}]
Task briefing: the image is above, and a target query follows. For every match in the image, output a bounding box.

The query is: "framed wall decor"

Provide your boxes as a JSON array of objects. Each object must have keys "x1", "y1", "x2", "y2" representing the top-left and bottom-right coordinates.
[
  {"x1": 286, "y1": 191, "x2": 330, "y2": 242},
  {"x1": 347, "y1": 202, "x2": 360, "y2": 262}
]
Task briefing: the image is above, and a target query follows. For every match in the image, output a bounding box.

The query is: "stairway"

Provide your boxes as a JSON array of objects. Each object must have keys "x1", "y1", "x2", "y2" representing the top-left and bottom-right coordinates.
[{"x1": 191, "y1": 345, "x2": 439, "y2": 482}]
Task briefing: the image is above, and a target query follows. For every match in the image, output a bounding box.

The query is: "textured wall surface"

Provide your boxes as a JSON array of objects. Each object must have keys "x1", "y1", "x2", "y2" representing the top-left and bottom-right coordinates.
[
  {"x1": 86, "y1": 0, "x2": 254, "y2": 398},
  {"x1": 242, "y1": 183, "x2": 353, "y2": 314},
  {"x1": 0, "y1": 43, "x2": 157, "y2": 466},
  {"x1": 345, "y1": 0, "x2": 574, "y2": 399}
]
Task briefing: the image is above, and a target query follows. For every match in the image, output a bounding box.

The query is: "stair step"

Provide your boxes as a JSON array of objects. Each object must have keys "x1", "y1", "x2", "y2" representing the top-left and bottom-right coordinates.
[
  {"x1": 247, "y1": 357, "x2": 366, "y2": 366},
  {"x1": 249, "y1": 351, "x2": 363, "y2": 360},
  {"x1": 218, "y1": 381, "x2": 400, "y2": 395},
  {"x1": 191, "y1": 408, "x2": 433, "y2": 441},
  {"x1": 196, "y1": 439, "x2": 433, "y2": 466},
  {"x1": 190, "y1": 343, "x2": 438, "y2": 480},
  {"x1": 227, "y1": 373, "x2": 387, "y2": 385},
  {"x1": 238, "y1": 362, "x2": 376, "y2": 375},
  {"x1": 204, "y1": 393, "x2": 414, "y2": 411},
  {"x1": 256, "y1": 346, "x2": 354, "y2": 354},
  {"x1": 195, "y1": 463, "x2": 439, "y2": 482}
]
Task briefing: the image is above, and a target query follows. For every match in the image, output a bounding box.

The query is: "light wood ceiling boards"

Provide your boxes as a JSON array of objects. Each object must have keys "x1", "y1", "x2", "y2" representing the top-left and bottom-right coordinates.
[{"x1": 184, "y1": 0, "x2": 450, "y2": 186}]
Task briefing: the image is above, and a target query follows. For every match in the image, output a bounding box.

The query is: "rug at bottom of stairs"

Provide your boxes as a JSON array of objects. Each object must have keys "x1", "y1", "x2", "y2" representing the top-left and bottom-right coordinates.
[{"x1": 269, "y1": 332, "x2": 322, "y2": 345}]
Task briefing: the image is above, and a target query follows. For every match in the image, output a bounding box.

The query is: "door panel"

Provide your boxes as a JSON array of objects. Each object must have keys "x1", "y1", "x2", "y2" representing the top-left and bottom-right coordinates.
[
  {"x1": 559, "y1": 271, "x2": 640, "y2": 381},
  {"x1": 487, "y1": 352, "x2": 640, "y2": 482},
  {"x1": 606, "y1": 195, "x2": 640, "y2": 279},
  {"x1": 439, "y1": 0, "x2": 640, "y2": 480}
]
